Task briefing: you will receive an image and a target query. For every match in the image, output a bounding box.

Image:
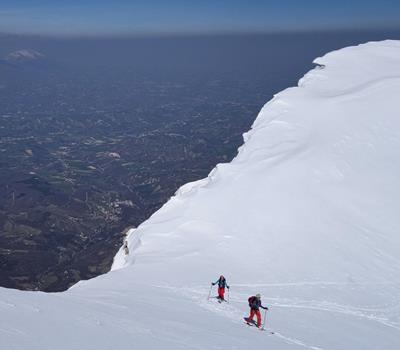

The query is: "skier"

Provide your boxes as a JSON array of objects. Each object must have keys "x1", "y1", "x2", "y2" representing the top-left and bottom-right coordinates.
[
  {"x1": 211, "y1": 275, "x2": 230, "y2": 301},
  {"x1": 247, "y1": 294, "x2": 268, "y2": 328}
]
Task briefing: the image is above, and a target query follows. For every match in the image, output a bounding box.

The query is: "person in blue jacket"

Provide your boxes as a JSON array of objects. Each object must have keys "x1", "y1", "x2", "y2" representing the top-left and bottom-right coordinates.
[{"x1": 212, "y1": 275, "x2": 230, "y2": 301}]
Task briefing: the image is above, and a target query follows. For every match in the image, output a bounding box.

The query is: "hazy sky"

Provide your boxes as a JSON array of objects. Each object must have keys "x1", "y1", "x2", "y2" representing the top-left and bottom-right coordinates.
[{"x1": 1, "y1": 0, "x2": 400, "y2": 36}]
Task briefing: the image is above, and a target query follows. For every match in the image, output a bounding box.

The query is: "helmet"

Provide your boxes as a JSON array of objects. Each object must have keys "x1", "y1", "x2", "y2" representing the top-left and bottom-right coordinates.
[
  {"x1": 220, "y1": 275, "x2": 224, "y2": 279},
  {"x1": 256, "y1": 293, "x2": 261, "y2": 298}
]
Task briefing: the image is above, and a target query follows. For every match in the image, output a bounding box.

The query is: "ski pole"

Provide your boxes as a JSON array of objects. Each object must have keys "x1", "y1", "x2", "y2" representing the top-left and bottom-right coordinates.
[
  {"x1": 227, "y1": 287, "x2": 230, "y2": 304},
  {"x1": 262, "y1": 307, "x2": 268, "y2": 330},
  {"x1": 207, "y1": 284, "x2": 213, "y2": 300}
]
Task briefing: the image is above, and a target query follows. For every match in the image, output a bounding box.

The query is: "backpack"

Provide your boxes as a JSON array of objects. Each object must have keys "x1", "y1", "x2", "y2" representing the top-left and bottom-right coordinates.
[{"x1": 248, "y1": 296, "x2": 256, "y2": 307}]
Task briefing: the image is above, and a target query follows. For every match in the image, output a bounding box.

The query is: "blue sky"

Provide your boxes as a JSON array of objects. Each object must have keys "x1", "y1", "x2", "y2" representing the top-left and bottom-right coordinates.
[{"x1": 0, "y1": 0, "x2": 399, "y2": 36}]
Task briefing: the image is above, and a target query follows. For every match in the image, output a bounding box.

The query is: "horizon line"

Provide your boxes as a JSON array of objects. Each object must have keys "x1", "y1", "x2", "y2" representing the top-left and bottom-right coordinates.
[{"x1": 1, "y1": 25, "x2": 400, "y2": 40}]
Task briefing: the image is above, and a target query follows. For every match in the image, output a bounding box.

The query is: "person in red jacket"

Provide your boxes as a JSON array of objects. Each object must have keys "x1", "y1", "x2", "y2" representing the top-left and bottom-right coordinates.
[
  {"x1": 212, "y1": 275, "x2": 230, "y2": 301},
  {"x1": 247, "y1": 294, "x2": 268, "y2": 328}
]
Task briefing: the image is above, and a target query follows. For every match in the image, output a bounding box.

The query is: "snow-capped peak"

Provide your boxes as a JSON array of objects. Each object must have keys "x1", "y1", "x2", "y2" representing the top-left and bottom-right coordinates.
[{"x1": 5, "y1": 49, "x2": 45, "y2": 62}]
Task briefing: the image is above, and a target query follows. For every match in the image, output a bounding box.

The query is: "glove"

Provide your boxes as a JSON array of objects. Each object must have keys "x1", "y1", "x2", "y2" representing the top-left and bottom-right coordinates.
[
  {"x1": 227, "y1": 286, "x2": 230, "y2": 289},
  {"x1": 211, "y1": 282, "x2": 215, "y2": 286}
]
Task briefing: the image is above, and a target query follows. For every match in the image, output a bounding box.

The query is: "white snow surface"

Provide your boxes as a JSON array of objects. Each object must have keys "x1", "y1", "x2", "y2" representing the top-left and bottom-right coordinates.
[{"x1": 1, "y1": 40, "x2": 400, "y2": 349}]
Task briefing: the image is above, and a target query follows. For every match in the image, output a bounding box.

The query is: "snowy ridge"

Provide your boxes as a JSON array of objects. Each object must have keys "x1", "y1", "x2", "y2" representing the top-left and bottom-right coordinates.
[
  {"x1": 5, "y1": 49, "x2": 45, "y2": 62},
  {"x1": 1, "y1": 40, "x2": 400, "y2": 350}
]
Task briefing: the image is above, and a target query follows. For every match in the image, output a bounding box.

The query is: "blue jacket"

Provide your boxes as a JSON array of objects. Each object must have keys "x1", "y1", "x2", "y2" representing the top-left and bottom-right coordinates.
[{"x1": 213, "y1": 277, "x2": 229, "y2": 289}]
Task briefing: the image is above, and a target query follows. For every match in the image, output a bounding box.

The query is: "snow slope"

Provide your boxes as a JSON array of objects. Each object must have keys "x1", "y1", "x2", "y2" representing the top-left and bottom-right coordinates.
[{"x1": 1, "y1": 40, "x2": 400, "y2": 350}]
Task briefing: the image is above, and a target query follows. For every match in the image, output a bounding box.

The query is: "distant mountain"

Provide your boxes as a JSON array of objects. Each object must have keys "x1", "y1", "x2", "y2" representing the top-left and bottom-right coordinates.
[
  {"x1": 5, "y1": 49, "x2": 45, "y2": 63},
  {"x1": 0, "y1": 49, "x2": 53, "y2": 76}
]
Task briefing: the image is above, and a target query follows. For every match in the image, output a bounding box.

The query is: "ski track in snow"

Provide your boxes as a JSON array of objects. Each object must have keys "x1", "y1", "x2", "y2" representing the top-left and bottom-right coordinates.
[
  {"x1": 152, "y1": 284, "x2": 335, "y2": 350},
  {"x1": 158, "y1": 283, "x2": 400, "y2": 341}
]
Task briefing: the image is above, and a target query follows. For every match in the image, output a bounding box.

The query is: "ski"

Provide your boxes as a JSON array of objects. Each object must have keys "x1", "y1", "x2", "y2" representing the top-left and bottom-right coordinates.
[
  {"x1": 244, "y1": 322, "x2": 271, "y2": 332},
  {"x1": 210, "y1": 296, "x2": 227, "y2": 303},
  {"x1": 243, "y1": 317, "x2": 274, "y2": 333}
]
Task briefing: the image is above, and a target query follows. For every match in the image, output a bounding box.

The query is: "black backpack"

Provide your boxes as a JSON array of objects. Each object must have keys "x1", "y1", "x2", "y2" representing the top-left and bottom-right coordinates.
[{"x1": 248, "y1": 296, "x2": 256, "y2": 307}]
